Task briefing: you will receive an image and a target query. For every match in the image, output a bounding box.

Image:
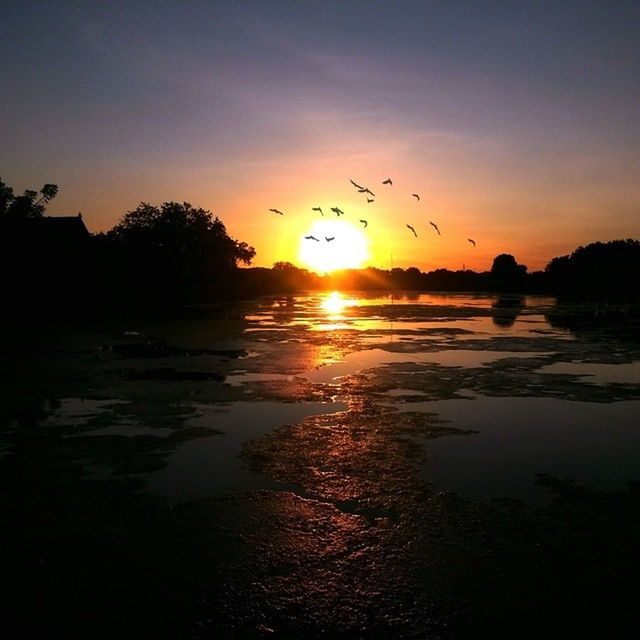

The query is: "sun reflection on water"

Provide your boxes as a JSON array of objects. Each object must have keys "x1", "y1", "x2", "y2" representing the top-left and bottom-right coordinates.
[
  {"x1": 321, "y1": 291, "x2": 359, "y2": 316},
  {"x1": 316, "y1": 291, "x2": 360, "y2": 330}
]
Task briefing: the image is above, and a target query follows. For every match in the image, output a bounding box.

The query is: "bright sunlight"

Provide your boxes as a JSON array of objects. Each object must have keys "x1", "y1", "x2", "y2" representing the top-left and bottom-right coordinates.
[
  {"x1": 315, "y1": 291, "x2": 360, "y2": 331},
  {"x1": 299, "y1": 220, "x2": 369, "y2": 273},
  {"x1": 320, "y1": 291, "x2": 360, "y2": 316}
]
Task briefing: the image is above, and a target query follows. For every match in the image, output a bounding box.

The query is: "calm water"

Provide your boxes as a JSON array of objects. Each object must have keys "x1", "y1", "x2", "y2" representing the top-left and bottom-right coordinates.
[
  {"x1": 120, "y1": 291, "x2": 640, "y2": 504},
  {"x1": 6, "y1": 291, "x2": 640, "y2": 636}
]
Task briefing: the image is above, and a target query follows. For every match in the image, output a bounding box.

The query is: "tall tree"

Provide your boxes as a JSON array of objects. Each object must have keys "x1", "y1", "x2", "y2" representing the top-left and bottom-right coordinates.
[
  {"x1": 103, "y1": 201, "x2": 255, "y2": 302},
  {"x1": 491, "y1": 253, "x2": 527, "y2": 291},
  {"x1": 0, "y1": 178, "x2": 58, "y2": 218}
]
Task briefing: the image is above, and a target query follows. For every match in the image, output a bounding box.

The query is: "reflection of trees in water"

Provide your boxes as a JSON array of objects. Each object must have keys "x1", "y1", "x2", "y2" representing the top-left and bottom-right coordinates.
[
  {"x1": 490, "y1": 295, "x2": 524, "y2": 328},
  {"x1": 271, "y1": 296, "x2": 296, "y2": 325},
  {"x1": 545, "y1": 302, "x2": 640, "y2": 344},
  {"x1": 397, "y1": 292, "x2": 420, "y2": 301}
]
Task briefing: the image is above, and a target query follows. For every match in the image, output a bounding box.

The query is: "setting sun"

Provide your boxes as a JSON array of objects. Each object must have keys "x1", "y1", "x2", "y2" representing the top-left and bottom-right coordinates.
[{"x1": 298, "y1": 220, "x2": 369, "y2": 273}]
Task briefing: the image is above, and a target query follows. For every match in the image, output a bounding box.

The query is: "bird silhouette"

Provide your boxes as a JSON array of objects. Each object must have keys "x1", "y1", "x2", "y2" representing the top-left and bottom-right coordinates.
[
  {"x1": 359, "y1": 219, "x2": 368, "y2": 228},
  {"x1": 382, "y1": 178, "x2": 393, "y2": 185},
  {"x1": 305, "y1": 235, "x2": 319, "y2": 241},
  {"x1": 412, "y1": 194, "x2": 420, "y2": 201},
  {"x1": 364, "y1": 187, "x2": 375, "y2": 197},
  {"x1": 325, "y1": 236, "x2": 335, "y2": 242},
  {"x1": 312, "y1": 206, "x2": 323, "y2": 216},
  {"x1": 350, "y1": 179, "x2": 364, "y2": 190},
  {"x1": 406, "y1": 224, "x2": 418, "y2": 237},
  {"x1": 468, "y1": 238, "x2": 476, "y2": 247},
  {"x1": 429, "y1": 221, "x2": 441, "y2": 236},
  {"x1": 269, "y1": 208, "x2": 284, "y2": 215},
  {"x1": 330, "y1": 206, "x2": 344, "y2": 216},
  {"x1": 367, "y1": 198, "x2": 374, "y2": 203}
]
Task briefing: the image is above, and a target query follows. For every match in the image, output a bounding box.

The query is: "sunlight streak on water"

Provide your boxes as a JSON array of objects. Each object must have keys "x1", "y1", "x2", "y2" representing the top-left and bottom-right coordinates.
[{"x1": 320, "y1": 291, "x2": 360, "y2": 317}]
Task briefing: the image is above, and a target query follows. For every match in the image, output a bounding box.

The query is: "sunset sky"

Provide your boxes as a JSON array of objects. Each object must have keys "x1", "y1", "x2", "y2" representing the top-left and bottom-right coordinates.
[{"x1": 2, "y1": 1, "x2": 639, "y2": 272}]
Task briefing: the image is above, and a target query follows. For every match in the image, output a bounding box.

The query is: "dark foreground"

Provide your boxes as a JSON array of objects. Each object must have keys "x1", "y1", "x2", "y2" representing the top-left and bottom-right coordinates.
[{"x1": 2, "y1": 293, "x2": 640, "y2": 638}]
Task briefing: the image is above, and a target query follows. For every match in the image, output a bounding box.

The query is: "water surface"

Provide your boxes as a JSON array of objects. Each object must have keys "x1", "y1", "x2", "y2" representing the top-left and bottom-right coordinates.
[
  {"x1": 148, "y1": 291, "x2": 640, "y2": 503},
  {"x1": 4, "y1": 291, "x2": 640, "y2": 637}
]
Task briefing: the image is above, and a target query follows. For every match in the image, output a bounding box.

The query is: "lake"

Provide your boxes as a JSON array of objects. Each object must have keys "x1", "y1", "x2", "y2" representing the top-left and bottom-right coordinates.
[
  {"x1": 133, "y1": 292, "x2": 640, "y2": 503},
  {"x1": 3, "y1": 291, "x2": 640, "y2": 637}
]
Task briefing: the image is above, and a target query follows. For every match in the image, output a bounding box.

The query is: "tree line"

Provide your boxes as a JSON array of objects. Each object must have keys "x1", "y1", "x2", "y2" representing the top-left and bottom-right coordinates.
[
  {"x1": 1, "y1": 178, "x2": 638, "y2": 311},
  {"x1": 239, "y1": 246, "x2": 638, "y2": 301}
]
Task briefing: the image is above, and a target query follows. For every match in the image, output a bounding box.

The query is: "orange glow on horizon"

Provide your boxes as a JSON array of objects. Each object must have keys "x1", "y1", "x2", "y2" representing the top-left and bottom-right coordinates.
[
  {"x1": 69, "y1": 148, "x2": 639, "y2": 275},
  {"x1": 233, "y1": 168, "x2": 497, "y2": 273}
]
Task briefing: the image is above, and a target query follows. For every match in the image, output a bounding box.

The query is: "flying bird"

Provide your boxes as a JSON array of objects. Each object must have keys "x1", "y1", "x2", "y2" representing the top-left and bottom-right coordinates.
[
  {"x1": 304, "y1": 235, "x2": 319, "y2": 241},
  {"x1": 429, "y1": 221, "x2": 441, "y2": 236},
  {"x1": 359, "y1": 219, "x2": 368, "y2": 228},
  {"x1": 312, "y1": 206, "x2": 323, "y2": 216},
  {"x1": 330, "y1": 206, "x2": 344, "y2": 216},
  {"x1": 325, "y1": 236, "x2": 335, "y2": 242},
  {"x1": 412, "y1": 194, "x2": 420, "y2": 201},
  {"x1": 269, "y1": 208, "x2": 284, "y2": 215},
  {"x1": 367, "y1": 198, "x2": 374, "y2": 203},
  {"x1": 382, "y1": 178, "x2": 393, "y2": 185},
  {"x1": 406, "y1": 224, "x2": 418, "y2": 237},
  {"x1": 468, "y1": 238, "x2": 476, "y2": 247},
  {"x1": 350, "y1": 179, "x2": 364, "y2": 190},
  {"x1": 364, "y1": 188, "x2": 375, "y2": 196}
]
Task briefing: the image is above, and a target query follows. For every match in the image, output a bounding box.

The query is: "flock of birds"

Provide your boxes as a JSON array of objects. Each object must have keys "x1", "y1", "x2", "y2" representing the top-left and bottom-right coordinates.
[{"x1": 269, "y1": 177, "x2": 477, "y2": 247}]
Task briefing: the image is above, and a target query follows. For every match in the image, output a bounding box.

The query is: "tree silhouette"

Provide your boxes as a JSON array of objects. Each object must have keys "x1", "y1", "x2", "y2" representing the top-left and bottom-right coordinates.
[
  {"x1": 270, "y1": 261, "x2": 313, "y2": 292},
  {"x1": 0, "y1": 178, "x2": 58, "y2": 218},
  {"x1": 100, "y1": 201, "x2": 255, "y2": 303},
  {"x1": 545, "y1": 239, "x2": 640, "y2": 299},
  {"x1": 491, "y1": 254, "x2": 527, "y2": 291}
]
